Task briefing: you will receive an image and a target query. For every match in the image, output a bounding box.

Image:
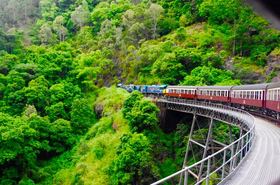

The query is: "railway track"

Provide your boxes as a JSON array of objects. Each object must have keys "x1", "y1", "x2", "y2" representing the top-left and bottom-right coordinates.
[{"x1": 225, "y1": 117, "x2": 280, "y2": 185}]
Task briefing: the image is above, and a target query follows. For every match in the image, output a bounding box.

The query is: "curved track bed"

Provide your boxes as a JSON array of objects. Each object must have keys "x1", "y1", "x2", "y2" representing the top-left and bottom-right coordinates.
[{"x1": 225, "y1": 117, "x2": 280, "y2": 185}]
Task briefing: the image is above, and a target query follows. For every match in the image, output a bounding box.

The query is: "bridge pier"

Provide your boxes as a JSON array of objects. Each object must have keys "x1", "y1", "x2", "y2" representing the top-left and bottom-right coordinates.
[{"x1": 156, "y1": 101, "x2": 193, "y2": 133}]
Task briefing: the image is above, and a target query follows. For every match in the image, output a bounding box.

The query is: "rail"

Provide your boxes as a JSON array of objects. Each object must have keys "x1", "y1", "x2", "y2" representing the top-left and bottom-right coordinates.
[{"x1": 151, "y1": 98, "x2": 255, "y2": 185}]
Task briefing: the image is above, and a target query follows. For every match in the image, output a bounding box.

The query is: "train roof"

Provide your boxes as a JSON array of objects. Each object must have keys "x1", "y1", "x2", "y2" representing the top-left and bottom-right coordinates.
[
  {"x1": 267, "y1": 82, "x2": 280, "y2": 89},
  {"x1": 197, "y1": 86, "x2": 233, "y2": 90},
  {"x1": 232, "y1": 83, "x2": 272, "y2": 90},
  {"x1": 167, "y1": 86, "x2": 198, "y2": 89}
]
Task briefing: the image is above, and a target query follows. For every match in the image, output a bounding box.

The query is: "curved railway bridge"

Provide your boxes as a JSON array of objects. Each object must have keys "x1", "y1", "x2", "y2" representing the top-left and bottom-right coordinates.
[{"x1": 151, "y1": 98, "x2": 280, "y2": 185}]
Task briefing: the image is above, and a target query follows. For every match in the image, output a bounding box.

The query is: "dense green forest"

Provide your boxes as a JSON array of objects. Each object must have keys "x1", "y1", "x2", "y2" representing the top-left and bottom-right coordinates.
[{"x1": 0, "y1": 0, "x2": 279, "y2": 184}]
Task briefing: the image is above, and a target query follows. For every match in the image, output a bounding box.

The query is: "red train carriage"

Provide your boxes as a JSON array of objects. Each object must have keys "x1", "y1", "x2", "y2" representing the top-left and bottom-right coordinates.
[
  {"x1": 230, "y1": 84, "x2": 269, "y2": 108},
  {"x1": 266, "y1": 82, "x2": 280, "y2": 113},
  {"x1": 197, "y1": 86, "x2": 232, "y2": 102},
  {"x1": 165, "y1": 86, "x2": 197, "y2": 99}
]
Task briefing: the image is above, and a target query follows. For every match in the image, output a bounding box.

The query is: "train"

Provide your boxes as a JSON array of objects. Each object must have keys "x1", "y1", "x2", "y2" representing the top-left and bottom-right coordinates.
[{"x1": 118, "y1": 83, "x2": 280, "y2": 121}]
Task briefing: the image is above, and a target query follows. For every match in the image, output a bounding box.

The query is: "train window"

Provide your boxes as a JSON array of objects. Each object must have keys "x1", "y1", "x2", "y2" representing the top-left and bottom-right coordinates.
[
  {"x1": 268, "y1": 90, "x2": 271, "y2": 100},
  {"x1": 250, "y1": 91, "x2": 254, "y2": 99},
  {"x1": 267, "y1": 91, "x2": 269, "y2": 100}
]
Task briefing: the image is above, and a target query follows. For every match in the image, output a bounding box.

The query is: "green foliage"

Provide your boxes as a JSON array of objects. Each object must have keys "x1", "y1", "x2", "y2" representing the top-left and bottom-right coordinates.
[
  {"x1": 0, "y1": 0, "x2": 279, "y2": 183},
  {"x1": 152, "y1": 52, "x2": 186, "y2": 84},
  {"x1": 109, "y1": 133, "x2": 159, "y2": 185},
  {"x1": 70, "y1": 98, "x2": 96, "y2": 134},
  {"x1": 122, "y1": 91, "x2": 143, "y2": 117},
  {"x1": 95, "y1": 87, "x2": 129, "y2": 117},
  {"x1": 199, "y1": 0, "x2": 240, "y2": 24},
  {"x1": 122, "y1": 91, "x2": 159, "y2": 132},
  {"x1": 0, "y1": 30, "x2": 22, "y2": 53},
  {"x1": 0, "y1": 113, "x2": 38, "y2": 166},
  {"x1": 24, "y1": 76, "x2": 49, "y2": 112},
  {"x1": 181, "y1": 66, "x2": 240, "y2": 86}
]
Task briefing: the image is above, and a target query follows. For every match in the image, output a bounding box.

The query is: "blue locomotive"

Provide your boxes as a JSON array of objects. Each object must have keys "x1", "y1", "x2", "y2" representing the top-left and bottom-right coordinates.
[{"x1": 117, "y1": 84, "x2": 167, "y2": 94}]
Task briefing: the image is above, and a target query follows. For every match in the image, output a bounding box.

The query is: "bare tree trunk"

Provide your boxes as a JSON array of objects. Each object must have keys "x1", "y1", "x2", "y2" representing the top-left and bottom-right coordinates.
[{"x1": 232, "y1": 19, "x2": 236, "y2": 56}]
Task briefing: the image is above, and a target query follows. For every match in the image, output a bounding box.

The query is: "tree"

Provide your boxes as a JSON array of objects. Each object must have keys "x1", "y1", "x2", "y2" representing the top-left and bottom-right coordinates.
[
  {"x1": 70, "y1": 98, "x2": 96, "y2": 134},
  {"x1": 181, "y1": 66, "x2": 240, "y2": 86},
  {"x1": 39, "y1": 0, "x2": 58, "y2": 21},
  {"x1": 46, "y1": 102, "x2": 68, "y2": 122},
  {"x1": 53, "y1": 16, "x2": 68, "y2": 42},
  {"x1": 198, "y1": 0, "x2": 240, "y2": 24},
  {"x1": 0, "y1": 112, "x2": 40, "y2": 170},
  {"x1": 146, "y1": 4, "x2": 164, "y2": 39},
  {"x1": 39, "y1": 23, "x2": 55, "y2": 45},
  {"x1": 122, "y1": 91, "x2": 159, "y2": 132},
  {"x1": 71, "y1": 0, "x2": 90, "y2": 29},
  {"x1": 110, "y1": 133, "x2": 159, "y2": 185},
  {"x1": 152, "y1": 52, "x2": 186, "y2": 84},
  {"x1": 122, "y1": 91, "x2": 143, "y2": 117},
  {"x1": 24, "y1": 76, "x2": 49, "y2": 113},
  {"x1": 50, "y1": 119, "x2": 75, "y2": 152}
]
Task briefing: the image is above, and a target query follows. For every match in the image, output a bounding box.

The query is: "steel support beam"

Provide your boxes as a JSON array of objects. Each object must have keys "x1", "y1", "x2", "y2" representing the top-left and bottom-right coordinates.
[
  {"x1": 198, "y1": 116, "x2": 214, "y2": 181},
  {"x1": 179, "y1": 113, "x2": 196, "y2": 184}
]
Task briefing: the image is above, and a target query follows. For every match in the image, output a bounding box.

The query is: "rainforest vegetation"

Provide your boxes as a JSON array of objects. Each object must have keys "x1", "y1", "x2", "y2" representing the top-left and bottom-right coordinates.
[{"x1": 0, "y1": 0, "x2": 279, "y2": 184}]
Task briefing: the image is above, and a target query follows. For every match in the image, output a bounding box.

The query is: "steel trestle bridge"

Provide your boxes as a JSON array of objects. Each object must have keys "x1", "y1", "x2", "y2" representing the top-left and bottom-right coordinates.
[{"x1": 151, "y1": 98, "x2": 280, "y2": 185}]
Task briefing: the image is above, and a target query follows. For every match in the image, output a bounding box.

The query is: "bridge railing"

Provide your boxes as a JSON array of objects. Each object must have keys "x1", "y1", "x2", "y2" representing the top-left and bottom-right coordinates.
[{"x1": 152, "y1": 98, "x2": 255, "y2": 185}]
